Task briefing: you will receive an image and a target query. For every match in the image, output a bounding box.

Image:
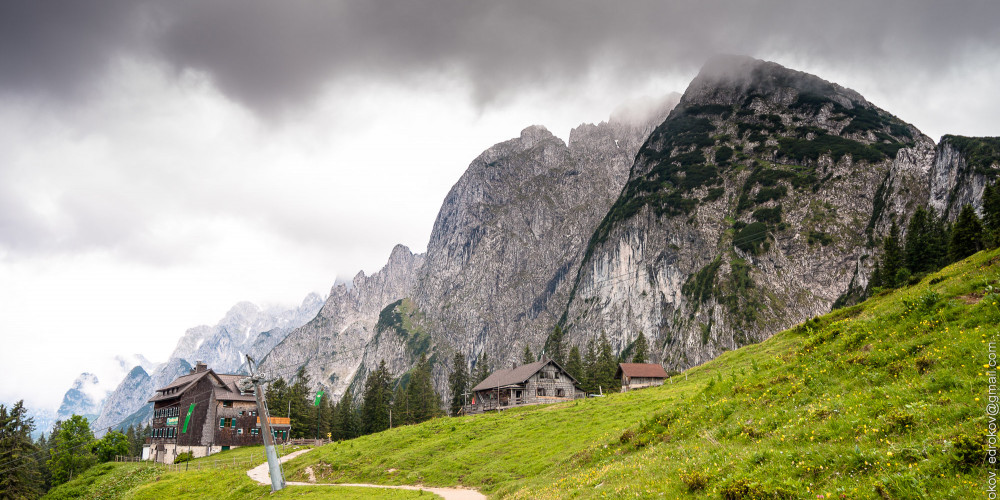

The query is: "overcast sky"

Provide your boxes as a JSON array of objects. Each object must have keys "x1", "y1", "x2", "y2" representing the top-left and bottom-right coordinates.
[{"x1": 2, "y1": 1, "x2": 998, "y2": 412}]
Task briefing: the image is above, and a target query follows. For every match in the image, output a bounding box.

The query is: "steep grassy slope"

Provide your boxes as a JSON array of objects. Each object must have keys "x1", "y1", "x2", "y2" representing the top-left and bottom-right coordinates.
[{"x1": 284, "y1": 248, "x2": 1000, "y2": 499}]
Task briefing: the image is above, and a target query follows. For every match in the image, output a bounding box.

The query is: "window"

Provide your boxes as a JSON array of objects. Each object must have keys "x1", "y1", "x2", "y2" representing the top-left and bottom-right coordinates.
[
  {"x1": 251, "y1": 428, "x2": 259, "y2": 436},
  {"x1": 539, "y1": 371, "x2": 547, "y2": 379},
  {"x1": 168, "y1": 428, "x2": 174, "y2": 438},
  {"x1": 222, "y1": 401, "x2": 233, "y2": 408},
  {"x1": 237, "y1": 428, "x2": 243, "y2": 435},
  {"x1": 239, "y1": 410, "x2": 244, "y2": 416},
  {"x1": 219, "y1": 418, "x2": 226, "y2": 428},
  {"x1": 536, "y1": 388, "x2": 546, "y2": 397},
  {"x1": 556, "y1": 388, "x2": 565, "y2": 397}
]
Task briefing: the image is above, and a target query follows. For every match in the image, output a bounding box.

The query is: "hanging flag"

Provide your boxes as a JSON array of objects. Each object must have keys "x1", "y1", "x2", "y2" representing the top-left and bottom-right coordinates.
[
  {"x1": 314, "y1": 389, "x2": 324, "y2": 407},
  {"x1": 182, "y1": 403, "x2": 196, "y2": 433}
]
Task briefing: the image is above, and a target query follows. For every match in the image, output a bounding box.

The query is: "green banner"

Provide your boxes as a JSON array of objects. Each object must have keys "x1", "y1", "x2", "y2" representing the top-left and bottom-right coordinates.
[
  {"x1": 182, "y1": 403, "x2": 195, "y2": 433},
  {"x1": 314, "y1": 390, "x2": 324, "y2": 407}
]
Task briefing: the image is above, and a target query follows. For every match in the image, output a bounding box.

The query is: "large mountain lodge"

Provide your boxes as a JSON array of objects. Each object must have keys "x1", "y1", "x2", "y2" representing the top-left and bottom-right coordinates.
[{"x1": 144, "y1": 362, "x2": 289, "y2": 464}]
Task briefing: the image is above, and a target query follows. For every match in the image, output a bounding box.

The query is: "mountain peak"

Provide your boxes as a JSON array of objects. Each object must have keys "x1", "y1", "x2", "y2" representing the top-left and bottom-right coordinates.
[{"x1": 681, "y1": 54, "x2": 864, "y2": 110}]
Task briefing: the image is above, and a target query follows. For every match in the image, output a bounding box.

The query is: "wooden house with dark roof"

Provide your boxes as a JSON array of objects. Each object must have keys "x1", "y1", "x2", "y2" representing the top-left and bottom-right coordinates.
[
  {"x1": 145, "y1": 361, "x2": 290, "y2": 464},
  {"x1": 616, "y1": 363, "x2": 669, "y2": 392},
  {"x1": 463, "y1": 358, "x2": 584, "y2": 414}
]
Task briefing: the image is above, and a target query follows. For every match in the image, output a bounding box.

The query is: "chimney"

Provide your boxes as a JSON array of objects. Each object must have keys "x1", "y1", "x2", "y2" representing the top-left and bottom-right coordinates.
[{"x1": 194, "y1": 361, "x2": 207, "y2": 373}]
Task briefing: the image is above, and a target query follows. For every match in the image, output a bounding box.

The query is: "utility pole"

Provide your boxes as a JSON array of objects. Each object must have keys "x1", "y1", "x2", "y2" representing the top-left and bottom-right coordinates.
[{"x1": 240, "y1": 355, "x2": 285, "y2": 492}]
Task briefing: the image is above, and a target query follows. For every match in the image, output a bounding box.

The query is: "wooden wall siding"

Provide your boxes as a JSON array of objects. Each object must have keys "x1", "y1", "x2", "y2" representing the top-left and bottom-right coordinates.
[
  {"x1": 622, "y1": 376, "x2": 665, "y2": 391},
  {"x1": 213, "y1": 401, "x2": 261, "y2": 447},
  {"x1": 523, "y1": 369, "x2": 578, "y2": 404}
]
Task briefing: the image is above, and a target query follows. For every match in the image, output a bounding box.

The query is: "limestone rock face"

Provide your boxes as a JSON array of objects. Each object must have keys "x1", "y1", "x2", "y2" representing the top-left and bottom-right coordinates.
[
  {"x1": 561, "y1": 55, "x2": 932, "y2": 370},
  {"x1": 260, "y1": 97, "x2": 677, "y2": 398},
  {"x1": 259, "y1": 245, "x2": 426, "y2": 398},
  {"x1": 929, "y1": 137, "x2": 1000, "y2": 219}
]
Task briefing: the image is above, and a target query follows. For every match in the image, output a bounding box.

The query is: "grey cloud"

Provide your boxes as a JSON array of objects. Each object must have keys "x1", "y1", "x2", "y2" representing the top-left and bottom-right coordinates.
[{"x1": 2, "y1": 1, "x2": 999, "y2": 115}]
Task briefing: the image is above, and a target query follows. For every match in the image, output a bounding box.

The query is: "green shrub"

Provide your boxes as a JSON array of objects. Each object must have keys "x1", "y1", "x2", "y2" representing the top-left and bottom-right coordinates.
[
  {"x1": 720, "y1": 478, "x2": 796, "y2": 500},
  {"x1": 735, "y1": 222, "x2": 769, "y2": 254},
  {"x1": 952, "y1": 433, "x2": 988, "y2": 470},
  {"x1": 679, "y1": 470, "x2": 710, "y2": 492},
  {"x1": 174, "y1": 451, "x2": 195, "y2": 464}
]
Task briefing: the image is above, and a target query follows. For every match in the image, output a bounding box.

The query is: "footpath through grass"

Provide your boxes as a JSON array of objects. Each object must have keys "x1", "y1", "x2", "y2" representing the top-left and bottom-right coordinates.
[
  {"x1": 42, "y1": 445, "x2": 437, "y2": 499},
  {"x1": 284, "y1": 248, "x2": 1000, "y2": 499}
]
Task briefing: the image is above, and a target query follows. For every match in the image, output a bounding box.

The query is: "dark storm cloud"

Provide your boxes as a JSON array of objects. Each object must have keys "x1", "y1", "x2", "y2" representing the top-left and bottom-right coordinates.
[{"x1": 3, "y1": 0, "x2": 1000, "y2": 113}]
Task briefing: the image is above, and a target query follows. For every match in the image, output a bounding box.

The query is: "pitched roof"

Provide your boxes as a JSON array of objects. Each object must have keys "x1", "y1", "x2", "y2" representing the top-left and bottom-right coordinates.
[
  {"x1": 148, "y1": 370, "x2": 214, "y2": 403},
  {"x1": 214, "y1": 374, "x2": 257, "y2": 402},
  {"x1": 616, "y1": 363, "x2": 669, "y2": 379},
  {"x1": 147, "y1": 368, "x2": 254, "y2": 403},
  {"x1": 471, "y1": 358, "x2": 579, "y2": 392}
]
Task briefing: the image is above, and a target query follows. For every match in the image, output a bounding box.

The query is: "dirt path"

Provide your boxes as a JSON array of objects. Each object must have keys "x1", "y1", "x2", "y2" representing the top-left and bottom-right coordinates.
[{"x1": 246, "y1": 448, "x2": 486, "y2": 500}]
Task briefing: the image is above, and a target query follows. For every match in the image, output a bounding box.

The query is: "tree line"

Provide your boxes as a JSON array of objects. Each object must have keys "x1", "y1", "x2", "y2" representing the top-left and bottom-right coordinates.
[
  {"x1": 0, "y1": 400, "x2": 145, "y2": 498},
  {"x1": 869, "y1": 183, "x2": 1000, "y2": 293},
  {"x1": 265, "y1": 354, "x2": 445, "y2": 442}
]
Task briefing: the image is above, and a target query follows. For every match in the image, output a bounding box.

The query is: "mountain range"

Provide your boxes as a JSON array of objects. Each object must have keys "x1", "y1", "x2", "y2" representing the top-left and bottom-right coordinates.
[{"x1": 76, "y1": 56, "x2": 999, "y2": 430}]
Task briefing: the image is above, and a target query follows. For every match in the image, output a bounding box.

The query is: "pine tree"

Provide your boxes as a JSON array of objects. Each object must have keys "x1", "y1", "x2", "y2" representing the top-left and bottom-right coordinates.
[
  {"x1": 327, "y1": 396, "x2": 343, "y2": 440},
  {"x1": 405, "y1": 354, "x2": 441, "y2": 424},
  {"x1": 319, "y1": 394, "x2": 335, "y2": 439},
  {"x1": 448, "y1": 353, "x2": 469, "y2": 417},
  {"x1": 35, "y1": 431, "x2": 54, "y2": 490},
  {"x1": 265, "y1": 377, "x2": 289, "y2": 426},
  {"x1": 565, "y1": 346, "x2": 583, "y2": 383},
  {"x1": 390, "y1": 383, "x2": 408, "y2": 426},
  {"x1": 904, "y1": 207, "x2": 930, "y2": 274},
  {"x1": 47, "y1": 414, "x2": 96, "y2": 486},
  {"x1": 582, "y1": 338, "x2": 598, "y2": 395},
  {"x1": 982, "y1": 182, "x2": 1000, "y2": 246},
  {"x1": 288, "y1": 368, "x2": 313, "y2": 439},
  {"x1": 543, "y1": 325, "x2": 566, "y2": 365},
  {"x1": 335, "y1": 392, "x2": 359, "y2": 440},
  {"x1": 521, "y1": 345, "x2": 535, "y2": 365},
  {"x1": 925, "y1": 208, "x2": 950, "y2": 269},
  {"x1": 0, "y1": 401, "x2": 43, "y2": 497},
  {"x1": 949, "y1": 204, "x2": 984, "y2": 261},
  {"x1": 868, "y1": 262, "x2": 883, "y2": 291},
  {"x1": 473, "y1": 352, "x2": 491, "y2": 386},
  {"x1": 596, "y1": 333, "x2": 617, "y2": 394},
  {"x1": 361, "y1": 360, "x2": 392, "y2": 434},
  {"x1": 631, "y1": 332, "x2": 649, "y2": 363},
  {"x1": 880, "y1": 221, "x2": 904, "y2": 288}
]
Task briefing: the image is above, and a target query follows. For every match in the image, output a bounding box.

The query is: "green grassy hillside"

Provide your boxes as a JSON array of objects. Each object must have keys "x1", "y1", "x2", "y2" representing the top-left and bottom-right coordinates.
[
  {"x1": 42, "y1": 446, "x2": 435, "y2": 499},
  {"x1": 284, "y1": 248, "x2": 1000, "y2": 499}
]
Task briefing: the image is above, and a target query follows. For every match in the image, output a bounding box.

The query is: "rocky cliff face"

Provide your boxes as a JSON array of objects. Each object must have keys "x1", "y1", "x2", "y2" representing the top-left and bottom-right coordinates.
[
  {"x1": 560, "y1": 55, "x2": 934, "y2": 370},
  {"x1": 261, "y1": 97, "x2": 678, "y2": 398},
  {"x1": 930, "y1": 136, "x2": 1000, "y2": 219},
  {"x1": 260, "y1": 245, "x2": 426, "y2": 397}
]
